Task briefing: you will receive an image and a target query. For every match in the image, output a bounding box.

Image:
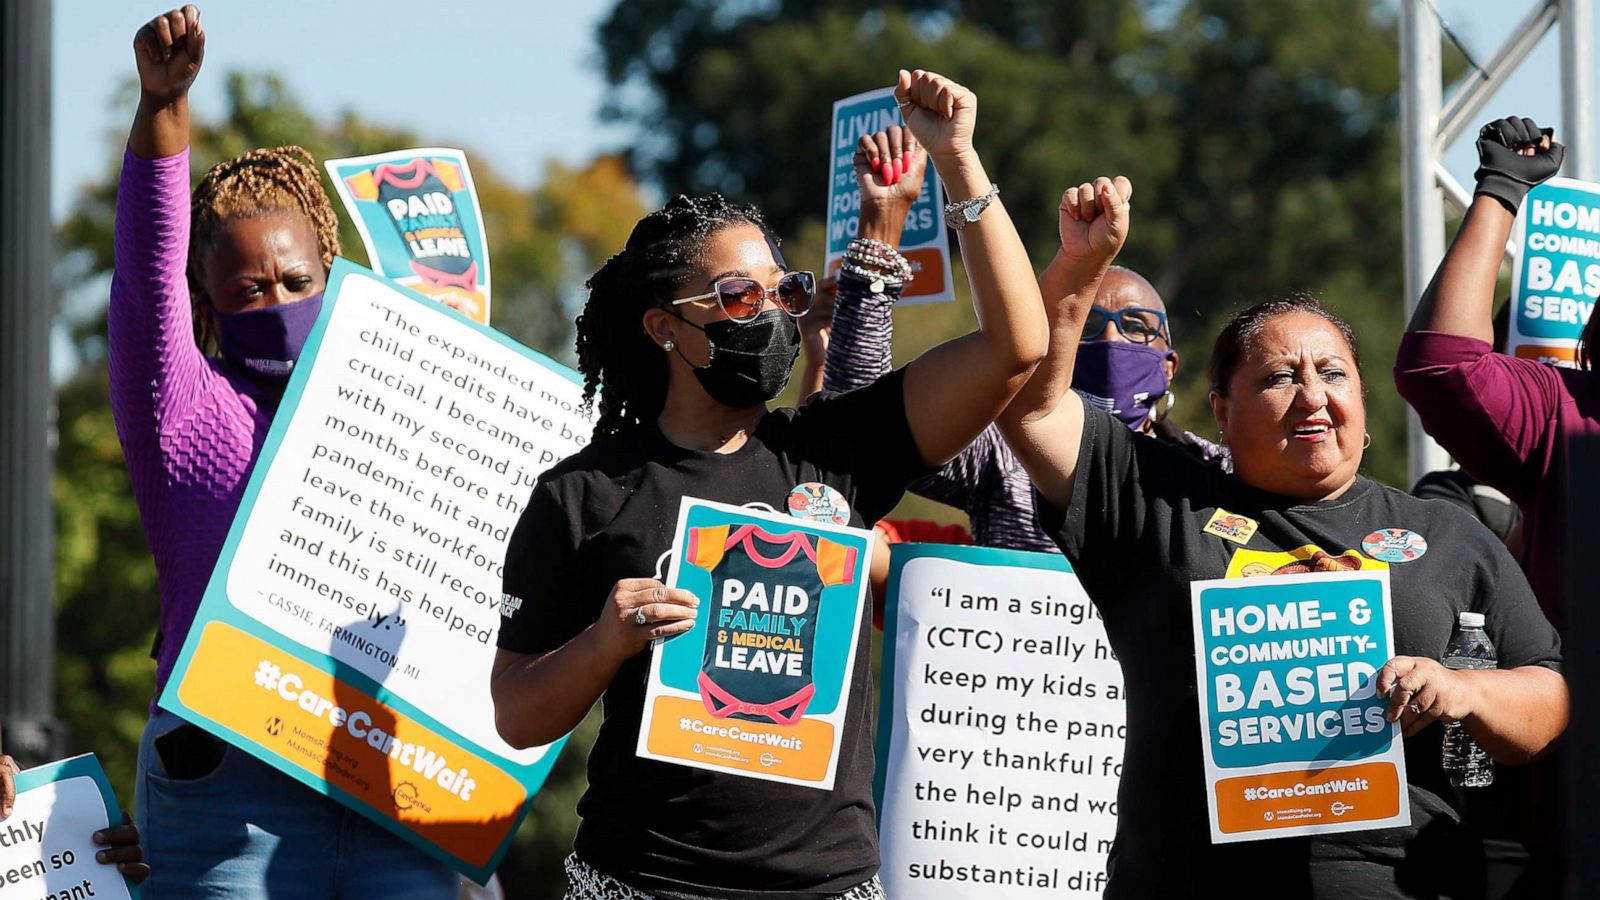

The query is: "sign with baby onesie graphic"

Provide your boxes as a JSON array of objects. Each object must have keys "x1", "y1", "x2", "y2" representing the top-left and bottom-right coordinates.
[
  {"x1": 326, "y1": 148, "x2": 492, "y2": 324},
  {"x1": 637, "y1": 497, "x2": 874, "y2": 789}
]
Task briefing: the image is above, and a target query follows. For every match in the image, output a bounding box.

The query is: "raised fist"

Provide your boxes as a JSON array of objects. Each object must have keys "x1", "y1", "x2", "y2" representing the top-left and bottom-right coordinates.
[
  {"x1": 852, "y1": 126, "x2": 927, "y2": 245},
  {"x1": 134, "y1": 6, "x2": 205, "y2": 104},
  {"x1": 893, "y1": 69, "x2": 976, "y2": 165},
  {"x1": 1058, "y1": 176, "x2": 1133, "y2": 269},
  {"x1": 853, "y1": 126, "x2": 927, "y2": 204},
  {"x1": 1475, "y1": 116, "x2": 1564, "y2": 213}
]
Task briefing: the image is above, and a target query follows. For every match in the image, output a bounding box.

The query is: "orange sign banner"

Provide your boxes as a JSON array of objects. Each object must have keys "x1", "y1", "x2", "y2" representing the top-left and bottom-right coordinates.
[{"x1": 177, "y1": 622, "x2": 525, "y2": 867}]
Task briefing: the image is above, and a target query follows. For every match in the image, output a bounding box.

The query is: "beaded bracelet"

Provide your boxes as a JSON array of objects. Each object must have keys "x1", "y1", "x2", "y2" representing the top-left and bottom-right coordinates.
[{"x1": 842, "y1": 238, "x2": 914, "y2": 292}]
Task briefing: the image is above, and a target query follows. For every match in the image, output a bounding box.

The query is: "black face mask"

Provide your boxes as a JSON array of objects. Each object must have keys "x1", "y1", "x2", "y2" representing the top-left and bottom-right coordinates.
[{"x1": 672, "y1": 308, "x2": 801, "y2": 407}]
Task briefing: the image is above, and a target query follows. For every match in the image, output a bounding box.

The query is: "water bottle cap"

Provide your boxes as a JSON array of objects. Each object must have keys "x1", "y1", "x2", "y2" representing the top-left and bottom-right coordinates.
[{"x1": 1458, "y1": 612, "x2": 1486, "y2": 628}]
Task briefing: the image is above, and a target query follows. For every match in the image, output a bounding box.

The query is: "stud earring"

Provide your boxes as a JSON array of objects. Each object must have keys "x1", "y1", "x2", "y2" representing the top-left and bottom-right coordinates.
[{"x1": 663, "y1": 339, "x2": 675, "y2": 352}]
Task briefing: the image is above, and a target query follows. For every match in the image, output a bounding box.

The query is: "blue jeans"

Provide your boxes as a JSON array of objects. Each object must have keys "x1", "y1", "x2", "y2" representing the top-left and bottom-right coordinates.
[{"x1": 136, "y1": 710, "x2": 459, "y2": 899}]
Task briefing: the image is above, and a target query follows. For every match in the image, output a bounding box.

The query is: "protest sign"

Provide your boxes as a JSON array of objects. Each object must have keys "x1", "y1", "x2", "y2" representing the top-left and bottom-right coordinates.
[
  {"x1": 825, "y1": 87, "x2": 954, "y2": 304},
  {"x1": 0, "y1": 754, "x2": 138, "y2": 900},
  {"x1": 160, "y1": 259, "x2": 591, "y2": 881},
  {"x1": 326, "y1": 149, "x2": 493, "y2": 324},
  {"x1": 1510, "y1": 177, "x2": 1600, "y2": 365},
  {"x1": 876, "y1": 544, "x2": 1123, "y2": 897},
  {"x1": 1190, "y1": 570, "x2": 1409, "y2": 843},
  {"x1": 636, "y1": 498, "x2": 873, "y2": 789}
]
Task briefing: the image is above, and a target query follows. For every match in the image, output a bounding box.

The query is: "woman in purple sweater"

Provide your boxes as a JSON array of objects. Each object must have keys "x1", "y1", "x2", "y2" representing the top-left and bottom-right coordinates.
[{"x1": 112, "y1": 7, "x2": 456, "y2": 896}]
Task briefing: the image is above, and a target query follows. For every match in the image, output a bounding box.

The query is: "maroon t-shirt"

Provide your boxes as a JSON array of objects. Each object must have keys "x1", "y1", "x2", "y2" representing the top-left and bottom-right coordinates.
[{"x1": 1395, "y1": 330, "x2": 1600, "y2": 626}]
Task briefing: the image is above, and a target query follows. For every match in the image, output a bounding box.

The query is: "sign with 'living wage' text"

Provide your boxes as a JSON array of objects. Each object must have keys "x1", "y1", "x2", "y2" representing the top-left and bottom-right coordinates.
[
  {"x1": 161, "y1": 259, "x2": 593, "y2": 882},
  {"x1": 637, "y1": 497, "x2": 874, "y2": 789},
  {"x1": 1191, "y1": 569, "x2": 1409, "y2": 843},
  {"x1": 1510, "y1": 177, "x2": 1600, "y2": 366},
  {"x1": 0, "y1": 754, "x2": 138, "y2": 900},
  {"x1": 327, "y1": 148, "x2": 493, "y2": 324},
  {"x1": 875, "y1": 544, "x2": 1124, "y2": 898},
  {"x1": 825, "y1": 86, "x2": 954, "y2": 304}
]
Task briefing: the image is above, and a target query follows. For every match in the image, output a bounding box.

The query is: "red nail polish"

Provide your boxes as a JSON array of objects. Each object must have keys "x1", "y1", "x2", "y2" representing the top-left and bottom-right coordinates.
[
  {"x1": 870, "y1": 157, "x2": 881, "y2": 172},
  {"x1": 894, "y1": 158, "x2": 906, "y2": 180},
  {"x1": 901, "y1": 152, "x2": 911, "y2": 169}
]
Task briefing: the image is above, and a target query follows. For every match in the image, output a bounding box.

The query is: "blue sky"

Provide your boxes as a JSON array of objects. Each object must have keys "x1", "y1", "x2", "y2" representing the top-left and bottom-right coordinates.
[
  {"x1": 50, "y1": 0, "x2": 1598, "y2": 220},
  {"x1": 50, "y1": 0, "x2": 629, "y2": 219}
]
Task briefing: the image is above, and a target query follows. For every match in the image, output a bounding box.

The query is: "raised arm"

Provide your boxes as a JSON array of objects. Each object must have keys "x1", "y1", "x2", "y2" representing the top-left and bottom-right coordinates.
[
  {"x1": 995, "y1": 178, "x2": 1133, "y2": 509},
  {"x1": 109, "y1": 8, "x2": 213, "y2": 469},
  {"x1": 896, "y1": 70, "x2": 1048, "y2": 467},
  {"x1": 1396, "y1": 118, "x2": 1568, "y2": 500},
  {"x1": 817, "y1": 127, "x2": 927, "y2": 396},
  {"x1": 129, "y1": 6, "x2": 202, "y2": 160},
  {"x1": 492, "y1": 573, "x2": 700, "y2": 749},
  {"x1": 1408, "y1": 118, "x2": 1563, "y2": 340}
]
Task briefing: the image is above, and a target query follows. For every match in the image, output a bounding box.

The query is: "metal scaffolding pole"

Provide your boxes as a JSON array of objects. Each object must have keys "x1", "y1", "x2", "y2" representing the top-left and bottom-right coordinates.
[
  {"x1": 0, "y1": 0, "x2": 63, "y2": 765},
  {"x1": 1400, "y1": 0, "x2": 1451, "y2": 487},
  {"x1": 1562, "y1": 0, "x2": 1597, "y2": 178}
]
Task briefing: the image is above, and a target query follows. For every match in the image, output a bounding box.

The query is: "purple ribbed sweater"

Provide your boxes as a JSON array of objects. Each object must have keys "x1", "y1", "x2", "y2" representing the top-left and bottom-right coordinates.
[{"x1": 109, "y1": 148, "x2": 277, "y2": 700}]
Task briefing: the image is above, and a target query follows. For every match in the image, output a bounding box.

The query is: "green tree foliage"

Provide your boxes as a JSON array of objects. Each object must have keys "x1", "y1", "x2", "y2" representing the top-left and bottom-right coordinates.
[
  {"x1": 52, "y1": 72, "x2": 640, "y2": 896},
  {"x1": 600, "y1": 0, "x2": 1471, "y2": 494}
]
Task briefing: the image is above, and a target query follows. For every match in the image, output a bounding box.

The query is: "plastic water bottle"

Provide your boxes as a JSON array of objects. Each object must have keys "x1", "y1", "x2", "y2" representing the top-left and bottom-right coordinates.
[{"x1": 1441, "y1": 611, "x2": 1496, "y2": 788}]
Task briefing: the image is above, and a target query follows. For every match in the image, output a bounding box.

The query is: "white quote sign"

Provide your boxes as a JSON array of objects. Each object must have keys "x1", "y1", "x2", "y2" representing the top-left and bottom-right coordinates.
[
  {"x1": 0, "y1": 755, "x2": 136, "y2": 900},
  {"x1": 222, "y1": 264, "x2": 593, "y2": 761},
  {"x1": 161, "y1": 261, "x2": 593, "y2": 878},
  {"x1": 877, "y1": 545, "x2": 1125, "y2": 897}
]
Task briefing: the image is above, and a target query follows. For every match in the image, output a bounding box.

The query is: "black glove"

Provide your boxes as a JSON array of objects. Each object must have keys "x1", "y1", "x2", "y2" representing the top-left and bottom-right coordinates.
[{"x1": 1475, "y1": 116, "x2": 1564, "y2": 213}]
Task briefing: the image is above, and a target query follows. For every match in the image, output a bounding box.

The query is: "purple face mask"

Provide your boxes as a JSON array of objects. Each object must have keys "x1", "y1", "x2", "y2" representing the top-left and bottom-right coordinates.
[
  {"x1": 213, "y1": 292, "x2": 324, "y2": 384},
  {"x1": 1072, "y1": 340, "x2": 1174, "y2": 429}
]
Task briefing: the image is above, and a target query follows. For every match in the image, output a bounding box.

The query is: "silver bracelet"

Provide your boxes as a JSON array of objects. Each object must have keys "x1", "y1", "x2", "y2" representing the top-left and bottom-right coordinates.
[{"x1": 944, "y1": 184, "x2": 1000, "y2": 230}]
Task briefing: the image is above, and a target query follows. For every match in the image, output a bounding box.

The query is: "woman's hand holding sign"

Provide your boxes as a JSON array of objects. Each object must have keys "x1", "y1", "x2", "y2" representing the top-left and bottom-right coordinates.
[
  {"x1": 1377, "y1": 655, "x2": 1567, "y2": 763},
  {"x1": 93, "y1": 814, "x2": 151, "y2": 883},
  {"x1": 597, "y1": 578, "x2": 700, "y2": 662},
  {"x1": 0, "y1": 752, "x2": 15, "y2": 818},
  {"x1": 1376, "y1": 656, "x2": 1477, "y2": 738},
  {"x1": 493, "y1": 577, "x2": 699, "y2": 749}
]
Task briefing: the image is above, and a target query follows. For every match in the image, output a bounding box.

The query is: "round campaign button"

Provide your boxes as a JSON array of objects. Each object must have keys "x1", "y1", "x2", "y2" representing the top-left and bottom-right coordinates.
[
  {"x1": 786, "y1": 482, "x2": 850, "y2": 525},
  {"x1": 1362, "y1": 528, "x2": 1429, "y2": 563}
]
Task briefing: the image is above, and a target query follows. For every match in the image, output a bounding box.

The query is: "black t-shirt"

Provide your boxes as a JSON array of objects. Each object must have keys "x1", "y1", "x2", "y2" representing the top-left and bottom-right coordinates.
[
  {"x1": 1040, "y1": 397, "x2": 1562, "y2": 900},
  {"x1": 499, "y1": 370, "x2": 924, "y2": 899},
  {"x1": 1411, "y1": 468, "x2": 1520, "y2": 543}
]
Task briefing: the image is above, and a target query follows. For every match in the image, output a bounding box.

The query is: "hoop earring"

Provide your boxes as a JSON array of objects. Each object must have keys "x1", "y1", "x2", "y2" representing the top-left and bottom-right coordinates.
[
  {"x1": 663, "y1": 339, "x2": 675, "y2": 352},
  {"x1": 1362, "y1": 432, "x2": 1371, "y2": 450}
]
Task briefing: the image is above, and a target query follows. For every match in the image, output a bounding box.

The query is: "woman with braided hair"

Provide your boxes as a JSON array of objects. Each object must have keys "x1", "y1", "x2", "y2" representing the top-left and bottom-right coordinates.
[
  {"x1": 492, "y1": 70, "x2": 1056, "y2": 898},
  {"x1": 112, "y1": 8, "x2": 457, "y2": 897}
]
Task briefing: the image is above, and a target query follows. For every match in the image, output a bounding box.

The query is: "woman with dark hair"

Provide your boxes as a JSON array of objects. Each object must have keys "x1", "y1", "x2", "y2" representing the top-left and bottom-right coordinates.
[
  {"x1": 112, "y1": 7, "x2": 457, "y2": 896},
  {"x1": 996, "y1": 184, "x2": 1568, "y2": 896},
  {"x1": 490, "y1": 70, "x2": 1053, "y2": 898}
]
